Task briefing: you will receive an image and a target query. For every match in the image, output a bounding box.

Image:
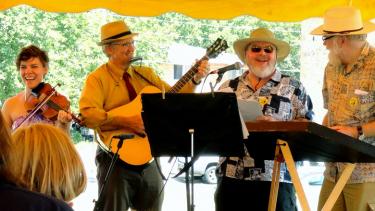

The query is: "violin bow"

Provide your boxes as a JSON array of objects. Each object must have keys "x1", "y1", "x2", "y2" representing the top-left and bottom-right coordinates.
[{"x1": 16, "y1": 84, "x2": 60, "y2": 129}]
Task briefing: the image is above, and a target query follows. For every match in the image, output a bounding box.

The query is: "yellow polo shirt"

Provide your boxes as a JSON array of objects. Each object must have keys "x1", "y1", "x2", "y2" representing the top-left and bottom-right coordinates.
[{"x1": 79, "y1": 61, "x2": 195, "y2": 129}]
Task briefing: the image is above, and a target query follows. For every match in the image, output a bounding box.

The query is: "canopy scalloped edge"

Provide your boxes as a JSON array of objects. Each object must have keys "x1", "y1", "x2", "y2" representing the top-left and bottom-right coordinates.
[{"x1": 1, "y1": 0, "x2": 375, "y2": 21}]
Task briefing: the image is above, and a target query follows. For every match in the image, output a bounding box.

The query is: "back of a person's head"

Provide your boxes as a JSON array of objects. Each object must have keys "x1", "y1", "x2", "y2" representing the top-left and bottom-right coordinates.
[
  {"x1": 9, "y1": 123, "x2": 87, "y2": 202},
  {"x1": 0, "y1": 112, "x2": 13, "y2": 181}
]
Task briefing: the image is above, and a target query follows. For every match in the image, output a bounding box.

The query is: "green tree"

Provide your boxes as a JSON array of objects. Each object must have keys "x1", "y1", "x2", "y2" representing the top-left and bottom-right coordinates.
[{"x1": 0, "y1": 6, "x2": 301, "y2": 142}]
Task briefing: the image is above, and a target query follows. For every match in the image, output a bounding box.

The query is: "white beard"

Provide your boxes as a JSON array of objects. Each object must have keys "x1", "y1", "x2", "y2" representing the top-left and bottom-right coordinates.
[
  {"x1": 250, "y1": 64, "x2": 275, "y2": 78},
  {"x1": 328, "y1": 42, "x2": 342, "y2": 66},
  {"x1": 328, "y1": 52, "x2": 342, "y2": 67}
]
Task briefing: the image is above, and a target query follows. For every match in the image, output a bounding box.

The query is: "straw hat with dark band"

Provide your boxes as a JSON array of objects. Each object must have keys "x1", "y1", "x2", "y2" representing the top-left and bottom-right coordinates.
[
  {"x1": 311, "y1": 6, "x2": 375, "y2": 35},
  {"x1": 97, "y1": 20, "x2": 138, "y2": 46},
  {"x1": 233, "y1": 28, "x2": 290, "y2": 63}
]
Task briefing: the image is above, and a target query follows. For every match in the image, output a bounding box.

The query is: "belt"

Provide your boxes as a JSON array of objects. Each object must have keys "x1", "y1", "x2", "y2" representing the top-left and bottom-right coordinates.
[
  {"x1": 118, "y1": 158, "x2": 155, "y2": 172},
  {"x1": 97, "y1": 147, "x2": 154, "y2": 172}
]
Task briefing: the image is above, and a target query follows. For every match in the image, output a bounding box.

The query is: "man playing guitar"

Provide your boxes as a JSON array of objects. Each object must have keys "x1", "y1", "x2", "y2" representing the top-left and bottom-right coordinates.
[{"x1": 79, "y1": 20, "x2": 210, "y2": 211}]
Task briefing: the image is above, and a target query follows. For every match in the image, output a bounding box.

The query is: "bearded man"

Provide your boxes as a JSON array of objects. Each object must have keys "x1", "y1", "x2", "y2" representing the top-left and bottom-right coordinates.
[
  {"x1": 214, "y1": 27, "x2": 313, "y2": 211},
  {"x1": 311, "y1": 6, "x2": 375, "y2": 211}
]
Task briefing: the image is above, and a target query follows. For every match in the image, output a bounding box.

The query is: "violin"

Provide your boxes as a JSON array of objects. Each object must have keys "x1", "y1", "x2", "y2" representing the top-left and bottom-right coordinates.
[{"x1": 21, "y1": 82, "x2": 83, "y2": 127}]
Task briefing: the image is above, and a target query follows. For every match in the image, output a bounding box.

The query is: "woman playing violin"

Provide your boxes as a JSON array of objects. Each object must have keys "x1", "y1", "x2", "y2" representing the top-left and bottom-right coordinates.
[{"x1": 1, "y1": 45, "x2": 72, "y2": 132}]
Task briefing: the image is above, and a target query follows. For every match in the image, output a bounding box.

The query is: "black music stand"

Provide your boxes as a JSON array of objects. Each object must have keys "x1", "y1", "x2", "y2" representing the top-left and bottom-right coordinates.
[
  {"x1": 244, "y1": 121, "x2": 375, "y2": 211},
  {"x1": 141, "y1": 92, "x2": 245, "y2": 211}
]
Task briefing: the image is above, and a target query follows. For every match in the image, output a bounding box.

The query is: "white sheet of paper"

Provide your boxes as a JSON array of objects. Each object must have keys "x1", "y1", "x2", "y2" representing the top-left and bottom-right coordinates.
[
  {"x1": 237, "y1": 99, "x2": 263, "y2": 122},
  {"x1": 217, "y1": 88, "x2": 263, "y2": 139},
  {"x1": 237, "y1": 99, "x2": 263, "y2": 139}
]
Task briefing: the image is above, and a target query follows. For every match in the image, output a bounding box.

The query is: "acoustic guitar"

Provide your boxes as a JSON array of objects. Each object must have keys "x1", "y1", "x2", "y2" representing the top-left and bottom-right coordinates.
[{"x1": 100, "y1": 38, "x2": 228, "y2": 165}]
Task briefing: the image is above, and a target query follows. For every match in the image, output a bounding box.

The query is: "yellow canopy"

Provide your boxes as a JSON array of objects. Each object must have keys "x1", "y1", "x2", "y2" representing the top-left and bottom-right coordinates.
[{"x1": 2, "y1": 0, "x2": 375, "y2": 21}]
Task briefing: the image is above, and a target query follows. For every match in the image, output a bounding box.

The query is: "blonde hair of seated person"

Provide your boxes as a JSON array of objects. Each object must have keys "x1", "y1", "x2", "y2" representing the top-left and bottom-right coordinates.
[
  {"x1": 0, "y1": 112, "x2": 14, "y2": 181},
  {"x1": 9, "y1": 123, "x2": 87, "y2": 202}
]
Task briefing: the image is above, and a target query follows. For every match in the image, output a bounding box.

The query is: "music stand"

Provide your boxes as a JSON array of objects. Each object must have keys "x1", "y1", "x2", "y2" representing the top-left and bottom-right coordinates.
[
  {"x1": 141, "y1": 92, "x2": 244, "y2": 211},
  {"x1": 245, "y1": 121, "x2": 375, "y2": 211}
]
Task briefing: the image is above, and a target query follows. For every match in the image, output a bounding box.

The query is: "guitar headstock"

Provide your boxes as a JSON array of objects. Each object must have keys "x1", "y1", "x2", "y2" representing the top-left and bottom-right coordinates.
[{"x1": 206, "y1": 38, "x2": 229, "y2": 59}]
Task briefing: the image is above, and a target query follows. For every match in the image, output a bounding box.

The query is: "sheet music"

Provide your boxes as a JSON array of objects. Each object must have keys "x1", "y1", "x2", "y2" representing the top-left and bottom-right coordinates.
[
  {"x1": 237, "y1": 99, "x2": 263, "y2": 122},
  {"x1": 237, "y1": 99, "x2": 263, "y2": 139},
  {"x1": 238, "y1": 114, "x2": 249, "y2": 139},
  {"x1": 218, "y1": 88, "x2": 263, "y2": 139}
]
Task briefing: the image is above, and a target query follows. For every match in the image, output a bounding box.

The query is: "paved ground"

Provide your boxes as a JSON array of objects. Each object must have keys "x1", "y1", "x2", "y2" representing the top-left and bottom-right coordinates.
[{"x1": 72, "y1": 142, "x2": 321, "y2": 211}]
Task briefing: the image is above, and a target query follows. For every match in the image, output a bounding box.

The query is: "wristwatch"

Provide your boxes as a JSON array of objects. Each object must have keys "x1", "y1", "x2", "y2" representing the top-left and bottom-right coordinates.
[{"x1": 357, "y1": 125, "x2": 364, "y2": 139}]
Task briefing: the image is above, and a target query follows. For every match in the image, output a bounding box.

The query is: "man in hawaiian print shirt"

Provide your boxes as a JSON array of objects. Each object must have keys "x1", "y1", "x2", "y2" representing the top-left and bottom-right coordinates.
[
  {"x1": 311, "y1": 6, "x2": 375, "y2": 211},
  {"x1": 214, "y1": 27, "x2": 313, "y2": 211}
]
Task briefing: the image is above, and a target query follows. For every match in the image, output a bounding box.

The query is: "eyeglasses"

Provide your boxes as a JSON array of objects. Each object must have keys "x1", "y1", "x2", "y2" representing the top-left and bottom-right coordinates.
[
  {"x1": 322, "y1": 35, "x2": 335, "y2": 41},
  {"x1": 249, "y1": 46, "x2": 274, "y2": 54},
  {"x1": 111, "y1": 40, "x2": 135, "y2": 47}
]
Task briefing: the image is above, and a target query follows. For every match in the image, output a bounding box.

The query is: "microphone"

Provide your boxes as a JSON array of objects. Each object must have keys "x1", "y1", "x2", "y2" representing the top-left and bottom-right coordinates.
[
  {"x1": 113, "y1": 134, "x2": 135, "y2": 140},
  {"x1": 113, "y1": 134, "x2": 135, "y2": 149},
  {"x1": 130, "y1": 57, "x2": 142, "y2": 63},
  {"x1": 209, "y1": 62, "x2": 242, "y2": 74}
]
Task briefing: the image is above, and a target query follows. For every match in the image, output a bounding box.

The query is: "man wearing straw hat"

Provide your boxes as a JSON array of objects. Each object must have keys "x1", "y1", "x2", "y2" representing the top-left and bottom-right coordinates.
[
  {"x1": 311, "y1": 6, "x2": 375, "y2": 211},
  {"x1": 214, "y1": 27, "x2": 313, "y2": 211},
  {"x1": 79, "y1": 20, "x2": 208, "y2": 211}
]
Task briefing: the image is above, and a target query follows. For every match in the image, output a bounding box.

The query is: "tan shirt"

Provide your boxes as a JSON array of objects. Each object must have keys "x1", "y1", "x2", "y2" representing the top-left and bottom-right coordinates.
[{"x1": 323, "y1": 42, "x2": 375, "y2": 183}]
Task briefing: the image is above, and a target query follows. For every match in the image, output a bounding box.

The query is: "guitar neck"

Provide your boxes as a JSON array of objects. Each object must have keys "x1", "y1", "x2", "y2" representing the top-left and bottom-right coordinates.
[{"x1": 169, "y1": 55, "x2": 208, "y2": 93}]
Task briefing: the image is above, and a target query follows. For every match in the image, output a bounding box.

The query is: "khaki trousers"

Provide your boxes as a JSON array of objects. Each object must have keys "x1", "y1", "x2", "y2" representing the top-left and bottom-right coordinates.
[{"x1": 318, "y1": 178, "x2": 375, "y2": 211}]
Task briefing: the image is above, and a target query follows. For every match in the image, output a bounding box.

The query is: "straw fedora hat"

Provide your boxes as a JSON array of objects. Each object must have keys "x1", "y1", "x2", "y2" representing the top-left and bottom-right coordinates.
[
  {"x1": 233, "y1": 28, "x2": 290, "y2": 63},
  {"x1": 311, "y1": 6, "x2": 375, "y2": 35},
  {"x1": 97, "y1": 20, "x2": 138, "y2": 46}
]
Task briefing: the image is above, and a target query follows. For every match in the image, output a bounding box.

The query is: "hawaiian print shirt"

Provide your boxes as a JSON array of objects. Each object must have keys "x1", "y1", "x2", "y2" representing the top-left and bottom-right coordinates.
[
  {"x1": 217, "y1": 70, "x2": 312, "y2": 182},
  {"x1": 323, "y1": 42, "x2": 375, "y2": 184}
]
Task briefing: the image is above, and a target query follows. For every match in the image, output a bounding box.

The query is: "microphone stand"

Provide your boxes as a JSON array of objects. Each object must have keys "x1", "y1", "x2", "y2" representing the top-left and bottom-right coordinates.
[
  {"x1": 93, "y1": 134, "x2": 134, "y2": 211},
  {"x1": 213, "y1": 73, "x2": 224, "y2": 89}
]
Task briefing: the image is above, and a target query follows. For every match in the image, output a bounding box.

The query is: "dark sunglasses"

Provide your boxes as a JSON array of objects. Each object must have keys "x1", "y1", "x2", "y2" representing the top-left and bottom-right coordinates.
[
  {"x1": 250, "y1": 46, "x2": 274, "y2": 54},
  {"x1": 322, "y1": 35, "x2": 335, "y2": 41}
]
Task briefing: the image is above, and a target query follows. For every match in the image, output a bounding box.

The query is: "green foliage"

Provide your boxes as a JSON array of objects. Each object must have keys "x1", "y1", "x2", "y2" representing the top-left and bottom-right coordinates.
[
  {"x1": 0, "y1": 6, "x2": 106, "y2": 111},
  {"x1": 70, "y1": 128, "x2": 83, "y2": 144},
  {"x1": 0, "y1": 6, "x2": 301, "y2": 142}
]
